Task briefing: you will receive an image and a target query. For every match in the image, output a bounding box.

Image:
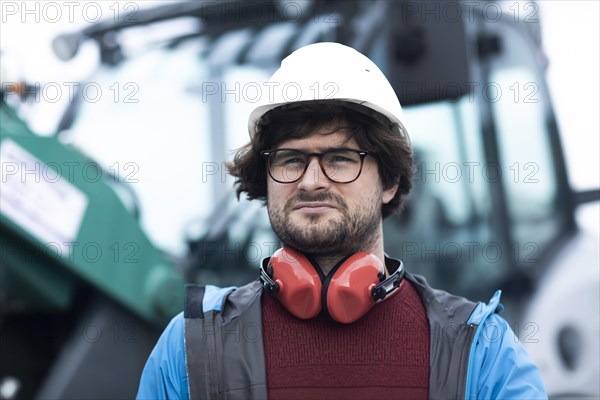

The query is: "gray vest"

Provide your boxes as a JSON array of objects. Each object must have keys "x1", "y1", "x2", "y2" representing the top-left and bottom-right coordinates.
[{"x1": 184, "y1": 273, "x2": 478, "y2": 400}]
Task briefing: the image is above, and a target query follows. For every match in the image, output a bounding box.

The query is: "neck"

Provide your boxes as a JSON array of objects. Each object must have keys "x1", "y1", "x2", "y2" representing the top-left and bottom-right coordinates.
[{"x1": 311, "y1": 225, "x2": 387, "y2": 276}]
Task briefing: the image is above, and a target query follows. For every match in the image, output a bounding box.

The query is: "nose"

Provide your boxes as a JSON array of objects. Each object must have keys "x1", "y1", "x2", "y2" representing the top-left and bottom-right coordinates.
[{"x1": 297, "y1": 157, "x2": 331, "y2": 191}]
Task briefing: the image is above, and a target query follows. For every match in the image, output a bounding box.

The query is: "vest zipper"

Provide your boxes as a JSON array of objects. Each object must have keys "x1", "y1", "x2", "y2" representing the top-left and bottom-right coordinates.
[
  {"x1": 206, "y1": 312, "x2": 221, "y2": 399},
  {"x1": 458, "y1": 323, "x2": 477, "y2": 399}
]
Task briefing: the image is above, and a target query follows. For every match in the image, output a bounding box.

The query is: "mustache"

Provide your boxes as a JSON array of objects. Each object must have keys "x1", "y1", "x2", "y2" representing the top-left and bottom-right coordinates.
[{"x1": 284, "y1": 192, "x2": 346, "y2": 211}]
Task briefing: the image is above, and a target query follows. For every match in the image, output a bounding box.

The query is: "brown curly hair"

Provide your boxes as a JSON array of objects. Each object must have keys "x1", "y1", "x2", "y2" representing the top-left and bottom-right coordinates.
[{"x1": 226, "y1": 100, "x2": 414, "y2": 219}]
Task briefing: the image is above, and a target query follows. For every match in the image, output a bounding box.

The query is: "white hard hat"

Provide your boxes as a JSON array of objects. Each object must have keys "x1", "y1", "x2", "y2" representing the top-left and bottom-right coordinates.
[{"x1": 247, "y1": 42, "x2": 408, "y2": 138}]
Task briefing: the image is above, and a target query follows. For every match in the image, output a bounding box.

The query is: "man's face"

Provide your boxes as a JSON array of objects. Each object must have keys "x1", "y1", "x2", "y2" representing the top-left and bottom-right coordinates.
[{"x1": 266, "y1": 128, "x2": 398, "y2": 257}]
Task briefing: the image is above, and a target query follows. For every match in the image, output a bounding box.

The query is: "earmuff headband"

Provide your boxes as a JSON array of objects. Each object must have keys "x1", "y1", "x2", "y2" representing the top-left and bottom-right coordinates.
[
  {"x1": 260, "y1": 258, "x2": 279, "y2": 295},
  {"x1": 372, "y1": 259, "x2": 404, "y2": 300}
]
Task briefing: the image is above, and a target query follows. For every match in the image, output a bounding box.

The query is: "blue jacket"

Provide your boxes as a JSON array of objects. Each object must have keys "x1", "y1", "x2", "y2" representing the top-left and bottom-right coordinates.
[{"x1": 137, "y1": 274, "x2": 547, "y2": 399}]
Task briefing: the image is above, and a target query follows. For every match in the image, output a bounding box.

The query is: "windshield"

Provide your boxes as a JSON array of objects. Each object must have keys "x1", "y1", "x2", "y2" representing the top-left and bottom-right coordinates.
[
  {"x1": 64, "y1": 40, "x2": 269, "y2": 256},
  {"x1": 58, "y1": 14, "x2": 566, "y2": 301},
  {"x1": 62, "y1": 38, "x2": 502, "y2": 297}
]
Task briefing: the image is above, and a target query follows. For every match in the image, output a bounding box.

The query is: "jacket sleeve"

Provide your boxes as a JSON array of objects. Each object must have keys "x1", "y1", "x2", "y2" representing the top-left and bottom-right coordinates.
[
  {"x1": 136, "y1": 312, "x2": 189, "y2": 400},
  {"x1": 468, "y1": 313, "x2": 547, "y2": 400}
]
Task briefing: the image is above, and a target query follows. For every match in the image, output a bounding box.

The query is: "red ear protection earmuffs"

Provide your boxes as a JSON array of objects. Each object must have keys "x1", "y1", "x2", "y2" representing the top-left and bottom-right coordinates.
[{"x1": 260, "y1": 247, "x2": 404, "y2": 324}]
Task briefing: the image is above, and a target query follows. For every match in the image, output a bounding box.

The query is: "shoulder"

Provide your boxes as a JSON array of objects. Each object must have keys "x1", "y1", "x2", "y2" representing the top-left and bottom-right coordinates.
[
  {"x1": 136, "y1": 281, "x2": 262, "y2": 400},
  {"x1": 406, "y1": 274, "x2": 547, "y2": 399},
  {"x1": 466, "y1": 292, "x2": 548, "y2": 399},
  {"x1": 197, "y1": 281, "x2": 261, "y2": 314},
  {"x1": 405, "y1": 272, "x2": 478, "y2": 324},
  {"x1": 136, "y1": 312, "x2": 188, "y2": 400}
]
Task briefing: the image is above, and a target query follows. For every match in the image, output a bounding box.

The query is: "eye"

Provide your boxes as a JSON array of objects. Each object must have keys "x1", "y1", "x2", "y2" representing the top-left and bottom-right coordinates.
[
  {"x1": 271, "y1": 151, "x2": 305, "y2": 166},
  {"x1": 331, "y1": 155, "x2": 354, "y2": 162},
  {"x1": 326, "y1": 150, "x2": 360, "y2": 164},
  {"x1": 281, "y1": 156, "x2": 305, "y2": 165}
]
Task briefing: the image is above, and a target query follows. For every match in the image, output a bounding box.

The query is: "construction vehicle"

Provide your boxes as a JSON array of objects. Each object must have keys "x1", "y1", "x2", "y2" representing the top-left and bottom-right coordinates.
[{"x1": 1, "y1": 1, "x2": 598, "y2": 398}]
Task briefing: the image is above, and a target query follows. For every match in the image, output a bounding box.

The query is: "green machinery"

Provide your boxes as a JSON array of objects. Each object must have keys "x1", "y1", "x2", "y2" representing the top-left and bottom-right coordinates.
[
  {"x1": 1, "y1": 107, "x2": 183, "y2": 323},
  {"x1": 0, "y1": 104, "x2": 184, "y2": 397}
]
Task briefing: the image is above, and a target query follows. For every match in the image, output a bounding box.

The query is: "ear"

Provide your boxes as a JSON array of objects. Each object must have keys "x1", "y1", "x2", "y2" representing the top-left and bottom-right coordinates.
[{"x1": 382, "y1": 178, "x2": 400, "y2": 205}]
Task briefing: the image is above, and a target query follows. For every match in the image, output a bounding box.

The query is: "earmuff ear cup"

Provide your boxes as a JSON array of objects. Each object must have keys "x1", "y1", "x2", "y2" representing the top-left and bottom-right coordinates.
[
  {"x1": 325, "y1": 252, "x2": 383, "y2": 324},
  {"x1": 269, "y1": 248, "x2": 322, "y2": 319}
]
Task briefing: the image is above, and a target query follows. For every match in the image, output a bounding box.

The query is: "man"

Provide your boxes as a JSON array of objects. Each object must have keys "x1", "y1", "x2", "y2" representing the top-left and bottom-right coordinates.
[{"x1": 137, "y1": 43, "x2": 547, "y2": 399}]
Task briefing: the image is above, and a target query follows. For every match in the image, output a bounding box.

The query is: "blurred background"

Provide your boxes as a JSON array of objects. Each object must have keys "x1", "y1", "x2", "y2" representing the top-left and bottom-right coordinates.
[{"x1": 0, "y1": 1, "x2": 598, "y2": 399}]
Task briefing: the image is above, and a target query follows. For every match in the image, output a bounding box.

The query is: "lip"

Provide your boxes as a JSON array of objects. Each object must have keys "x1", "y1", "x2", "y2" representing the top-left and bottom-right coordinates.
[{"x1": 292, "y1": 202, "x2": 337, "y2": 212}]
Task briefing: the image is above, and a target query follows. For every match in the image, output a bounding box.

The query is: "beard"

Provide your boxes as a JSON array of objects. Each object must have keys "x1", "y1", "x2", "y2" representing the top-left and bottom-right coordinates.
[{"x1": 267, "y1": 189, "x2": 383, "y2": 258}]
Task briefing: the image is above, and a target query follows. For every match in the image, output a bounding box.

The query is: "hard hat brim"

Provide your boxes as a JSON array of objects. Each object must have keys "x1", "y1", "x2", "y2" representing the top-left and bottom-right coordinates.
[{"x1": 248, "y1": 98, "x2": 409, "y2": 139}]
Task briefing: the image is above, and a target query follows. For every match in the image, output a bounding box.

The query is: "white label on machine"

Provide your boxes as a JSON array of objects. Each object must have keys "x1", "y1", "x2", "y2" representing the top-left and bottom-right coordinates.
[{"x1": 0, "y1": 139, "x2": 88, "y2": 255}]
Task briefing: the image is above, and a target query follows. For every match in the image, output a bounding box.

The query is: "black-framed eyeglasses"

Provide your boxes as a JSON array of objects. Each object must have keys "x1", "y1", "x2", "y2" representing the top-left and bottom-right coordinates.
[{"x1": 261, "y1": 148, "x2": 369, "y2": 184}]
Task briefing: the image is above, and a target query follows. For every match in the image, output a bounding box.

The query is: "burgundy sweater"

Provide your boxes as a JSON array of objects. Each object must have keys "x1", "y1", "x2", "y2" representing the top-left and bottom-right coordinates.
[{"x1": 261, "y1": 279, "x2": 430, "y2": 399}]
